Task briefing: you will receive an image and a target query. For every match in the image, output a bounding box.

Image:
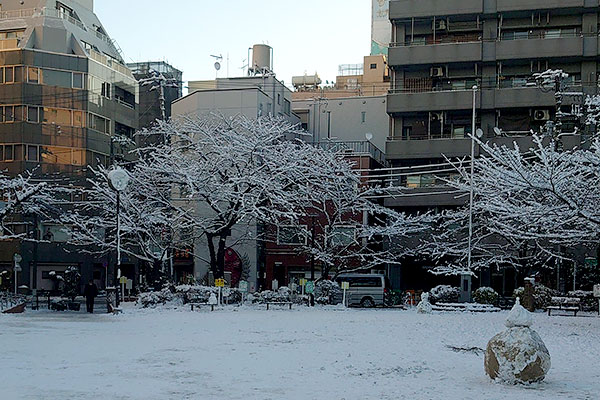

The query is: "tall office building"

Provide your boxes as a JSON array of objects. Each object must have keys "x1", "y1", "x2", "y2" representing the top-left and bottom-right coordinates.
[
  {"x1": 385, "y1": 0, "x2": 596, "y2": 292},
  {"x1": 0, "y1": 0, "x2": 139, "y2": 291}
]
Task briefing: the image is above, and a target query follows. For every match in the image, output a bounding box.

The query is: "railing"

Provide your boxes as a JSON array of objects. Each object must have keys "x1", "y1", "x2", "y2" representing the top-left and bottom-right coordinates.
[
  {"x1": 389, "y1": 78, "x2": 583, "y2": 93},
  {"x1": 40, "y1": 7, "x2": 86, "y2": 32},
  {"x1": 317, "y1": 140, "x2": 386, "y2": 166},
  {"x1": 90, "y1": 49, "x2": 134, "y2": 79}
]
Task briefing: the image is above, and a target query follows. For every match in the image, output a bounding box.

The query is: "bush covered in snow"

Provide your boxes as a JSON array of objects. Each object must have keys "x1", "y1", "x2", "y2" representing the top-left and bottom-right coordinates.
[
  {"x1": 473, "y1": 287, "x2": 499, "y2": 305},
  {"x1": 428, "y1": 285, "x2": 460, "y2": 304},
  {"x1": 250, "y1": 287, "x2": 294, "y2": 304},
  {"x1": 513, "y1": 284, "x2": 560, "y2": 310},
  {"x1": 137, "y1": 285, "x2": 242, "y2": 308},
  {"x1": 313, "y1": 280, "x2": 343, "y2": 305}
]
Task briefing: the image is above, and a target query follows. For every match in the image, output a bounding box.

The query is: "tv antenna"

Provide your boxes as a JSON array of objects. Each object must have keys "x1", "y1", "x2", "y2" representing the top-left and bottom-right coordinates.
[{"x1": 211, "y1": 54, "x2": 223, "y2": 78}]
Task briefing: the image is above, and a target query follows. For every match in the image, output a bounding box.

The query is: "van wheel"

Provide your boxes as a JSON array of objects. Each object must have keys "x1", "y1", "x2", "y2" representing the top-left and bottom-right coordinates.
[{"x1": 360, "y1": 297, "x2": 375, "y2": 308}]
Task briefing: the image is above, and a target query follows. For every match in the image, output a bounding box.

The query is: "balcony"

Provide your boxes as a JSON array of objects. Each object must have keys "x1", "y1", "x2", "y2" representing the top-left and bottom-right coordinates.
[
  {"x1": 496, "y1": 0, "x2": 586, "y2": 12},
  {"x1": 390, "y1": 0, "x2": 483, "y2": 20},
  {"x1": 496, "y1": 36, "x2": 584, "y2": 60},
  {"x1": 388, "y1": 89, "x2": 477, "y2": 113},
  {"x1": 386, "y1": 138, "x2": 473, "y2": 160},
  {"x1": 389, "y1": 41, "x2": 482, "y2": 66}
]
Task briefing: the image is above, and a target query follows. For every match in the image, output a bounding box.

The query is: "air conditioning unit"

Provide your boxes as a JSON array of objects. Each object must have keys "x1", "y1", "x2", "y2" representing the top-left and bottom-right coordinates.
[
  {"x1": 533, "y1": 110, "x2": 551, "y2": 121},
  {"x1": 434, "y1": 20, "x2": 447, "y2": 30},
  {"x1": 430, "y1": 67, "x2": 445, "y2": 77}
]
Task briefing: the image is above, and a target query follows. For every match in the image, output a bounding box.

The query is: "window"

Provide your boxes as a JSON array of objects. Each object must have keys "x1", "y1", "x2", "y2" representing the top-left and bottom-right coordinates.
[
  {"x1": 370, "y1": 63, "x2": 377, "y2": 69},
  {"x1": 4, "y1": 145, "x2": 13, "y2": 161},
  {"x1": 43, "y1": 107, "x2": 72, "y2": 126},
  {"x1": 4, "y1": 106, "x2": 14, "y2": 122},
  {"x1": 72, "y1": 72, "x2": 83, "y2": 89},
  {"x1": 284, "y1": 99, "x2": 291, "y2": 116},
  {"x1": 277, "y1": 93, "x2": 281, "y2": 105},
  {"x1": 361, "y1": 111, "x2": 366, "y2": 124},
  {"x1": 5, "y1": 67, "x2": 13, "y2": 83},
  {"x1": 27, "y1": 67, "x2": 39, "y2": 84},
  {"x1": 277, "y1": 225, "x2": 307, "y2": 246},
  {"x1": 72, "y1": 110, "x2": 84, "y2": 127},
  {"x1": 337, "y1": 276, "x2": 383, "y2": 288},
  {"x1": 329, "y1": 226, "x2": 356, "y2": 247},
  {"x1": 0, "y1": 146, "x2": 3, "y2": 161},
  {"x1": 88, "y1": 113, "x2": 110, "y2": 134},
  {"x1": 101, "y1": 82, "x2": 111, "y2": 98},
  {"x1": 27, "y1": 145, "x2": 39, "y2": 162},
  {"x1": 27, "y1": 106, "x2": 39, "y2": 123},
  {"x1": 13, "y1": 66, "x2": 23, "y2": 83},
  {"x1": 13, "y1": 144, "x2": 23, "y2": 161}
]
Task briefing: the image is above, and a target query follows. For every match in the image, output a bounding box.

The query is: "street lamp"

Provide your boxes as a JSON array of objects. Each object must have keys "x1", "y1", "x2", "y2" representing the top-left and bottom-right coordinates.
[
  {"x1": 108, "y1": 168, "x2": 130, "y2": 286},
  {"x1": 465, "y1": 86, "x2": 483, "y2": 301}
]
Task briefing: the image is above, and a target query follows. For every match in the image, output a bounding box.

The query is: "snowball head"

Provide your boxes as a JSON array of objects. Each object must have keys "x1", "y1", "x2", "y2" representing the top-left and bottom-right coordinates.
[
  {"x1": 505, "y1": 297, "x2": 533, "y2": 328},
  {"x1": 485, "y1": 327, "x2": 551, "y2": 384}
]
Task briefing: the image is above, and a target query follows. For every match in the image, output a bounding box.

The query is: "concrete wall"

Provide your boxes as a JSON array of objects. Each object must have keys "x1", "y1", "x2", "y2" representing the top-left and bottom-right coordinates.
[{"x1": 293, "y1": 95, "x2": 389, "y2": 151}]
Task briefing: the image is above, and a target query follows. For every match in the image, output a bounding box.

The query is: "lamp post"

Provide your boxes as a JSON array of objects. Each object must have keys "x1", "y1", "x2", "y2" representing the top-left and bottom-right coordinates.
[
  {"x1": 465, "y1": 86, "x2": 483, "y2": 301},
  {"x1": 13, "y1": 253, "x2": 22, "y2": 295},
  {"x1": 108, "y1": 168, "x2": 130, "y2": 291}
]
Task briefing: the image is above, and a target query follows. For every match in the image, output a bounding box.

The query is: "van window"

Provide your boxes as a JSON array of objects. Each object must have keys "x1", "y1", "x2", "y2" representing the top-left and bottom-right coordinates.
[{"x1": 339, "y1": 276, "x2": 382, "y2": 288}]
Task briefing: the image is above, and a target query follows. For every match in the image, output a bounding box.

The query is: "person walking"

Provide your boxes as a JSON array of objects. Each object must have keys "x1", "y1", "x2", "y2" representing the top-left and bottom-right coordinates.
[{"x1": 83, "y1": 279, "x2": 98, "y2": 313}]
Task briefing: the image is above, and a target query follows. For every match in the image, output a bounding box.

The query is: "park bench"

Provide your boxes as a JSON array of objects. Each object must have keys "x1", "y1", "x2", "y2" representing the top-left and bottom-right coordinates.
[
  {"x1": 108, "y1": 303, "x2": 123, "y2": 315},
  {"x1": 266, "y1": 301, "x2": 293, "y2": 310},
  {"x1": 546, "y1": 297, "x2": 580, "y2": 316},
  {"x1": 190, "y1": 302, "x2": 215, "y2": 312}
]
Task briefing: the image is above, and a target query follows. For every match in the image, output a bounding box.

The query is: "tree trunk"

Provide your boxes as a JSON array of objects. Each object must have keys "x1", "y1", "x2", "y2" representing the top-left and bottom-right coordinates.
[{"x1": 207, "y1": 232, "x2": 229, "y2": 279}]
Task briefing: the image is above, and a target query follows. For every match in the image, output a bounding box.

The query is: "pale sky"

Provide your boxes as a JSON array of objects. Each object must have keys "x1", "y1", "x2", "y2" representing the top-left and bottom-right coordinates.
[{"x1": 94, "y1": 0, "x2": 372, "y2": 90}]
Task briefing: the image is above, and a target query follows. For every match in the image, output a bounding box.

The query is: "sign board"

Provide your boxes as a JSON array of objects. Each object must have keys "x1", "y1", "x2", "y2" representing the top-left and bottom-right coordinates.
[
  {"x1": 305, "y1": 281, "x2": 315, "y2": 294},
  {"x1": 238, "y1": 280, "x2": 249, "y2": 293},
  {"x1": 299, "y1": 278, "x2": 307, "y2": 287},
  {"x1": 594, "y1": 284, "x2": 600, "y2": 298},
  {"x1": 126, "y1": 279, "x2": 133, "y2": 290},
  {"x1": 215, "y1": 278, "x2": 225, "y2": 288},
  {"x1": 119, "y1": 276, "x2": 127, "y2": 284},
  {"x1": 341, "y1": 281, "x2": 350, "y2": 290}
]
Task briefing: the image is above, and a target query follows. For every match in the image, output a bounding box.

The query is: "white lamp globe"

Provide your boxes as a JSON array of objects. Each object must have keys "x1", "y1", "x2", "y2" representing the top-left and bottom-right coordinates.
[{"x1": 108, "y1": 168, "x2": 130, "y2": 192}]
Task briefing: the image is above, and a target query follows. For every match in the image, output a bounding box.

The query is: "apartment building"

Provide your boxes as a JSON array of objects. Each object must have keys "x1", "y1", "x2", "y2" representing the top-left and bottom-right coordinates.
[
  {"x1": 0, "y1": 0, "x2": 138, "y2": 291},
  {"x1": 386, "y1": 0, "x2": 596, "y2": 201},
  {"x1": 385, "y1": 0, "x2": 598, "y2": 292}
]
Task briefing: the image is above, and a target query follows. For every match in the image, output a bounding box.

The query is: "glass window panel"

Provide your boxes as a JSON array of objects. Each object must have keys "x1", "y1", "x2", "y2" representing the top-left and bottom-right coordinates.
[
  {"x1": 13, "y1": 144, "x2": 23, "y2": 161},
  {"x1": 72, "y1": 72, "x2": 83, "y2": 89},
  {"x1": 5, "y1": 145, "x2": 13, "y2": 160},
  {"x1": 28, "y1": 67, "x2": 39, "y2": 84},
  {"x1": 41, "y1": 69, "x2": 72, "y2": 88},
  {"x1": 14, "y1": 66, "x2": 23, "y2": 83},
  {"x1": 28, "y1": 106, "x2": 38, "y2": 123},
  {"x1": 5, "y1": 106, "x2": 13, "y2": 122},
  {"x1": 72, "y1": 110, "x2": 84, "y2": 127},
  {"x1": 407, "y1": 175, "x2": 420, "y2": 188},
  {"x1": 42, "y1": 146, "x2": 71, "y2": 164},
  {"x1": 27, "y1": 145, "x2": 38, "y2": 162},
  {"x1": 0, "y1": 146, "x2": 3, "y2": 161},
  {"x1": 0, "y1": 106, "x2": 3, "y2": 122},
  {"x1": 14, "y1": 106, "x2": 23, "y2": 121},
  {"x1": 5, "y1": 67, "x2": 13, "y2": 83},
  {"x1": 0, "y1": 67, "x2": 4, "y2": 84}
]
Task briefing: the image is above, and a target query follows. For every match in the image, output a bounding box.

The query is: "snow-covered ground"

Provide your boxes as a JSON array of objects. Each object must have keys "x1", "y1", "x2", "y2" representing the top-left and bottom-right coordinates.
[{"x1": 1, "y1": 305, "x2": 598, "y2": 400}]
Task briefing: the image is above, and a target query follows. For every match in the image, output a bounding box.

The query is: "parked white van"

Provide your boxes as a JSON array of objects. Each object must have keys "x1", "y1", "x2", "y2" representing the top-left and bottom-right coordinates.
[{"x1": 335, "y1": 274, "x2": 389, "y2": 307}]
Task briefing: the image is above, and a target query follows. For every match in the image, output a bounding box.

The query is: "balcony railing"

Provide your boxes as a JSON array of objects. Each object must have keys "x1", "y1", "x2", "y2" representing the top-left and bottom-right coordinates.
[
  {"x1": 389, "y1": 78, "x2": 583, "y2": 94},
  {"x1": 316, "y1": 140, "x2": 386, "y2": 166}
]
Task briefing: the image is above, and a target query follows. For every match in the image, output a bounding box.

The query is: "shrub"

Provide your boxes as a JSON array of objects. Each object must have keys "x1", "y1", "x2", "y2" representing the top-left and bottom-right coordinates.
[
  {"x1": 428, "y1": 285, "x2": 460, "y2": 304},
  {"x1": 567, "y1": 290, "x2": 597, "y2": 312},
  {"x1": 512, "y1": 284, "x2": 561, "y2": 310},
  {"x1": 473, "y1": 287, "x2": 499, "y2": 305},
  {"x1": 314, "y1": 280, "x2": 343, "y2": 305},
  {"x1": 137, "y1": 285, "x2": 242, "y2": 308}
]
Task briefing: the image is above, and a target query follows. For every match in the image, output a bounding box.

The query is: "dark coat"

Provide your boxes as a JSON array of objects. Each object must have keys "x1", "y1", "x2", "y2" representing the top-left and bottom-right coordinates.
[{"x1": 84, "y1": 283, "x2": 98, "y2": 299}]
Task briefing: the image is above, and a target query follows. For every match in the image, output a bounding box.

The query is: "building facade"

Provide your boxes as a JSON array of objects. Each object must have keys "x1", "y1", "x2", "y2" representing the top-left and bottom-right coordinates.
[
  {"x1": 385, "y1": 0, "x2": 596, "y2": 293},
  {"x1": 0, "y1": 0, "x2": 138, "y2": 292},
  {"x1": 127, "y1": 61, "x2": 183, "y2": 130}
]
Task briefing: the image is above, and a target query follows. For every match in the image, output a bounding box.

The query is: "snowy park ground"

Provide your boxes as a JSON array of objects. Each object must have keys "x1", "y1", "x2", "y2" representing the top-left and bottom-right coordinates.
[{"x1": 1, "y1": 305, "x2": 599, "y2": 400}]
